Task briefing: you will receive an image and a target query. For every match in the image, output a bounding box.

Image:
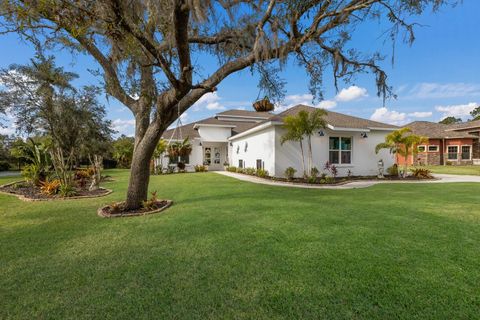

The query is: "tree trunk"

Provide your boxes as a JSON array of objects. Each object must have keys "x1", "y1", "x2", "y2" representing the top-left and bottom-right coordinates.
[
  {"x1": 307, "y1": 135, "x2": 313, "y2": 176},
  {"x1": 125, "y1": 147, "x2": 153, "y2": 210},
  {"x1": 299, "y1": 140, "x2": 306, "y2": 178}
]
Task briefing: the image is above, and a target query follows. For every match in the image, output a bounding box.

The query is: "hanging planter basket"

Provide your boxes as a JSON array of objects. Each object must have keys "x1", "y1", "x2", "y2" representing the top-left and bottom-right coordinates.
[{"x1": 253, "y1": 96, "x2": 274, "y2": 112}]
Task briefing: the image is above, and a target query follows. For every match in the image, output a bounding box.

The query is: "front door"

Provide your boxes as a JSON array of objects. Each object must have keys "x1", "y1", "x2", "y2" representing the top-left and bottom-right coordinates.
[{"x1": 204, "y1": 146, "x2": 224, "y2": 170}]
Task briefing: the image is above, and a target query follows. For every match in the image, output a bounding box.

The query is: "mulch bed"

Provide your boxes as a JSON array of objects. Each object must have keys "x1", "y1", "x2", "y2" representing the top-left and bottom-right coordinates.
[
  {"x1": 98, "y1": 200, "x2": 173, "y2": 218},
  {"x1": 232, "y1": 172, "x2": 434, "y2": 185},
  {"x1": 0, "y1": 181, "x2": 112, "y2": 201}
]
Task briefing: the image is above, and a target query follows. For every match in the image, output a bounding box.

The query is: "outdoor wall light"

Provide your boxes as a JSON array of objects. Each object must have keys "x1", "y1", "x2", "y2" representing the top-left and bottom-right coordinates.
[
  {"x1": 360, "y1": 132, "x2": 368, "y2": 138},
  {"x1": 318, "y1": 130, "x2": 325, "y2": 136},
  {"x1": 229, "y1": 142, "x2": 233, "y2": 146},
  {"x1": 199, "y1": 142, "x2": 203, "y2": 146}
]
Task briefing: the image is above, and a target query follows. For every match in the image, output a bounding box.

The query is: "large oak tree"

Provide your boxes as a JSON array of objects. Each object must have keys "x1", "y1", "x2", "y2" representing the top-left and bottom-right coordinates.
[{"x1": 0, "y1": 0, "x2": 453, "y2": 209}]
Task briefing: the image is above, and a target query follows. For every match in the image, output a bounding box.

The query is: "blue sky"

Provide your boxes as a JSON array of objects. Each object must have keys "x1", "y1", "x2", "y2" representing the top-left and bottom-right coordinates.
[{"x1": 1, "y1": 1, "x2": 479, "y2": 136}]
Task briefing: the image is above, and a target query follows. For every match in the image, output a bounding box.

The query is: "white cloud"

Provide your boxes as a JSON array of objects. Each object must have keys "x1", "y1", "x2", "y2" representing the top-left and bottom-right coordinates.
[
  {"x1": 406, "y1": 83, "x2": 480, "y2": 99},
  {"x1": 112, "y1": 118, "x2": 135, "y2": 136},
  {"x1": 335, "y1": 85, "x2": 368, "y2": 102},
  {"x1": 0, "y1": 123, "x2": 16, "y2": 135},
  {"x1": 435, "y1": 102, "x2": 478, "y2": 120},
  {"x1": 370, "y1": 107, "x2": 408, "y2": 125},
  {"x1": 192, "y1": 92, "x2": 226, "y2": 111},
  {"x1": 408, "y1": 111, "x2": 432, "y2": 118}
]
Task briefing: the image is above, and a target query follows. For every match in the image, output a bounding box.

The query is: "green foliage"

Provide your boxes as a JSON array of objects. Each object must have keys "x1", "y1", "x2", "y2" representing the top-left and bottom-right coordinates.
[
  {"x1": 167, "y1": 138, "x2": 192, "y2": 159},
  {"x1": 387, "y1": 164, "x2": 399, "y2": 176},
  {"x1": 245, "y1": 167, "x2": 256, "y2": 175},
  {"x1": 143, "y1": 191, "x2": 159, "y2": 210},
  {"x1": 20, "y1": 139, "x2": 51, "y2": 185},
  {"x1": 0, "y1": 161, "x2": 9, "y2": 171},
  {"x1": 58, "y1": 183, "x2": 77, "y2": 197},
  {"x1": 255, "y1": 168, "x2": 269, "y2": 178},
  {"x1": 281, "y1": 109, "x2": 327, "y2": 176},
  {"x1": 226, "y1": 166, "x2": 237, "y2": 172},
  {"x1": 439, "y1": 116, "x2": 462, "y2": 125},
  {"x1": 153, "y1": 139, "x2": 168, "y2": 159},
  {"x1": 410, "y1": 167, "x2": 433, "y2": 179},
  {"x1": 310, "y1": 167, "x2": 319, "y2": 179},
  {"x1": 470, "y1": 106, "x2": 480, "y2": 121},
  {"x1": 236, "y1": 167, "x2": 245, "y2": 174},
  {"x1": 284, "y1": 167, "x2": 296, "y2": 180},
  {"x1": 112, "y1": 135, "x2": 135, "y2": 168},
  {"x1": 375, "y1": 128, "x2": 428, "y2": 178},
  {"x1": 194, "y1": 165, "x2": 208, "y2": 172}
]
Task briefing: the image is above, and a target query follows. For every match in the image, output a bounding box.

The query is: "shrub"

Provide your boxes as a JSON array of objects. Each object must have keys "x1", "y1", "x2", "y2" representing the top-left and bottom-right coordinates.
[
  {"x1": 59, "y1": 183, "x2": 77, "y2": 197},
  {"x1": 245, "y1": 167, "x2": 256, "y2": 175},
  {"x1": 285, "y1": 167, "x2": 296, "y2": 180},
  {"x1": 256, "y1": 168, "x2": 269, "y2": 178},
  {"x1": 143, "y1": 191, "x2": 159, "y2": 210},
  {"x1": 236, "y1": 167, "x2": 245, "y2": 174},
  {"x1": 194, "y1": 165, "x2": 208, "y2": 172},
  {"x1": 410, "y1": 167, "x2": 433, "y2": 179},
  {"x1": 226, "y1": 166, "x2": 237, "y2": 172},
  {"x1": 0, "y1": 161, "x2": 10, "y2": 171},
  {"x1": 387, "y1": 164, "x2": 399, "y2": 176},
  {"x1": 310, "y1": 167, "x2": 319, "y2": 179},
  {"x1": 307, "y1": 176, "x2": 317, "y2": 184},
  {"x1": 40, "y1": 179, "x2": 61, "y2": 195}
]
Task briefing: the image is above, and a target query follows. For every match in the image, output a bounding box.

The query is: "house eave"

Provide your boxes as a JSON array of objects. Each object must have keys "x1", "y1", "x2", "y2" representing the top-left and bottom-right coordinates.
[
  {"x1": 193, "y1": 123, "x2": 237, "y2": 129},
  {"x1": 228, "y1": 121, "x2": 282, "y2": 140}
]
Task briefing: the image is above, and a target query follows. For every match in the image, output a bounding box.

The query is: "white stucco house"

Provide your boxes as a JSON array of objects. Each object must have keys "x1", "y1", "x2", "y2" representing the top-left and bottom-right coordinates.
[{"x1": 162, "y1": 105, "x2": 397, "y2": 177}]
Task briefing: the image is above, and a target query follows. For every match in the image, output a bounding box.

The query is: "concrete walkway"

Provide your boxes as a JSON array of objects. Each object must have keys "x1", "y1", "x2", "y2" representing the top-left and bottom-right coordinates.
[{"x1": 216, "y1": 171, "x2": 480, "y2": 189}]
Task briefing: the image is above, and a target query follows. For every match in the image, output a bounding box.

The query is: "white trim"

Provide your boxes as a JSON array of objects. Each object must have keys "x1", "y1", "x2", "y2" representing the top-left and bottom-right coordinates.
[
  {"x1": 328, "y1": 136, "x2": 353, "y2": 165},
  {"x1": 193, "y1": 123, "x2": 236, "y2": 129},
  {"x1": 461, "y1": 145, "x2": 472, "y2": 160},
  {"x1": 447, "y1": 145, "x2": 459, "y2": 160},
  {"x1": 367, "y1": 126, "x2": 398, "y2": 131},
  {"x1": 417, "y1": 145, "x2": 427, "y2": 152},
  {"x1": 326, "y1": 124, "x2": 370, "y2": 132},
  {"x1": 228, "y1": 121, "x2": 282, "y2": 140},
  {"x1": 216, "y1": 116, "x2": 261, "y2": 123}
]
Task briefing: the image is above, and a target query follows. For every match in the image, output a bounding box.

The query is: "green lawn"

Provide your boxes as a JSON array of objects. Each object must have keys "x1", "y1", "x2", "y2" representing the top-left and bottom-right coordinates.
[
  {"x1": 419, "y1": 165, "x2": 480, "y2": 176},
  {"x1": 1, "y1": 170, "x2": 480, "y2": 319}
]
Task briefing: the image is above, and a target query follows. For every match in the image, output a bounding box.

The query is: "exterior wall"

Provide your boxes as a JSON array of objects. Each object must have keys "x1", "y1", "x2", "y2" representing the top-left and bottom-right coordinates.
[
  {"x1": 397, "y1": 138, "x2": 476, "y2": 166},
  {"x1": 229, "y1": 127, "x2": 276, "y2": 175},
  {"x1": 197, "y1": 126, "x2": 232, "y2": 142},
  {"x1": 273, "y1": 126, "x2": 395, "y2": 177},
  {"x1": 413, "y1": 139, "x2": 442, "y2": 166}
]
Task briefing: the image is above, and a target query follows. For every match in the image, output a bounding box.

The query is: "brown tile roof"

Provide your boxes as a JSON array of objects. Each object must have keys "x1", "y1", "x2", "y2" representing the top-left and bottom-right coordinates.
[
  {"x1": 445, "y1": 119, "x2": 480, "y2": 132},
  {"x1": 403, "y1": 121, "x2": 477, "y2": 139},
  {"x1": 275, "y1": 104, "x2": 398, "y2": 130}
]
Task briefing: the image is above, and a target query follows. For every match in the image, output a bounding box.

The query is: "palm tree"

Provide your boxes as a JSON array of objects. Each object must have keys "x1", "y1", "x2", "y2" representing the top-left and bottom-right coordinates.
[
  {"x1": 375, "y1": 127, "x2": 427, "y2": 178},
  {"x1": 281, "y1": 115, "x2": 306, "y2": 177},
  {"x1": 281, "y1": 109, "x2": 327, "y2": 177}
]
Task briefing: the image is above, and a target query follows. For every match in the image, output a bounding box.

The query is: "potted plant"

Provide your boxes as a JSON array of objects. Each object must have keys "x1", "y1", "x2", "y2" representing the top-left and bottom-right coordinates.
[{"x1": 253, "y1": 96, "x2": 274, "y2": 112}]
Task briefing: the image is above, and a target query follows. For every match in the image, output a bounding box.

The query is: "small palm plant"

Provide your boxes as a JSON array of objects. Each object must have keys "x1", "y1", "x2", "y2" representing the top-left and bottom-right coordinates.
[
  {"x1": 375, "y1": 127, "x2": 427, "y2": 178},
  {"x1": 281, "y1": 109, "x2": 327, "y2": 177}
]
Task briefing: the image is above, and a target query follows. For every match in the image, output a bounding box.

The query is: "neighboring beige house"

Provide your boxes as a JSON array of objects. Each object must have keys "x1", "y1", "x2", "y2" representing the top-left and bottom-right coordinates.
[{"x1": 162, "y1": 105, "x2": 397, "y2": 177}]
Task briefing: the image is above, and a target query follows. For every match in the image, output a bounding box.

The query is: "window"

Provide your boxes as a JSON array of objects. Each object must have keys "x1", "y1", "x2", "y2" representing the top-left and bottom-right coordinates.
[
  {"x1": 256, "y1": 159, "x2": 263, "y2": 170},
  {"x1": 169, "y1": 155, "x2": 189, "y2": 164},
  {"x1": 417, "y1": 145, "x2": 426, "y2": 152},
  {"x1": 428, "y1": 145, "x2": 439, "y2": 152},
  {"x1": 238, "y1": 159, "x2": 244, "y2": 168},
  {"x1": 461, "y1": 146, "x2": 471, "y2": 160},
  {"x1": 329, "y1": 137, "x2": 352, "y2": 164},
  {"x1": 447, "y1": 146, "x2": 458, "y2": 160}
]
